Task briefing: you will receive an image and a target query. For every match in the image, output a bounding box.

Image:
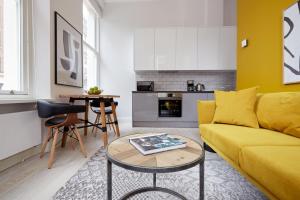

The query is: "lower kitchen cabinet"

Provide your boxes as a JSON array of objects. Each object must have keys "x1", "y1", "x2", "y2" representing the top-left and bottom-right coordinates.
[
  {"x1": 132, "y1": 92, "x2": 214, "y2": 127},
  {"x1": 182, "y1": 93, "x2": 207, "y2": 122},
  {"x1": 132, "y1": 93, "x2": 158, "y2": 122}
]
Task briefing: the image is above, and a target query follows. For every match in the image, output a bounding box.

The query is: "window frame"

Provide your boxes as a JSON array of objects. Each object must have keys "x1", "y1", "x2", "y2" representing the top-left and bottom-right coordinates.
[
  {"x1": 0, "y1": 0, "x2": 31, "y2": 97},
  {"x1": 83, "y1": 0, "x2": 100, "y2": 90}
]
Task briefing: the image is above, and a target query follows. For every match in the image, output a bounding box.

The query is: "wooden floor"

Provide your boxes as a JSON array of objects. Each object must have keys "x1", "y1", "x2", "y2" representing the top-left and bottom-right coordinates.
[{"x1": 0, "y1": 123, "x2": 200, "y2": 200}]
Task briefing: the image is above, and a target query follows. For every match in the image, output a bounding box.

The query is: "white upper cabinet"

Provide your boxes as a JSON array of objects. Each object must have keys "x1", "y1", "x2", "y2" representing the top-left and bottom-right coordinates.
[
  {"x1": 176, "y1": 27, "x2": 198, "y2": 70},
  {"x1": 133, "y1": 26, "x2": 236, "y2": 71},
  {"x1": 198, "y1": 27, "x2": 220, "y2": 70},
  {"x1": 155, "y1": 28, "x2": 176, "y2": 70},
  {"x1": 134, "y1": 28, "x2": 155, "y2": 70},
  {"x1": 219, "y1": 26, "x2": 237, "y2": 70}
]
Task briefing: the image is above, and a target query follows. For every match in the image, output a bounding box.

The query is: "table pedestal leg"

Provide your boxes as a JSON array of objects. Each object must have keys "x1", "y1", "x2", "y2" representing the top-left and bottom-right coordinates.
[
  {"x1": 199, "y1": 161, "x2": 204, "y2": 200},
  {"x1": 107, "y1": 160, "x2": 112, "y2": 200}
]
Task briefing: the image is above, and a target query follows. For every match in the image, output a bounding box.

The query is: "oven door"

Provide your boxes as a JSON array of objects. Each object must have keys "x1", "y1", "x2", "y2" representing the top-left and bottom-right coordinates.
[{"x1": 158, "y1": 97, "x2": 182, "y2": 117}]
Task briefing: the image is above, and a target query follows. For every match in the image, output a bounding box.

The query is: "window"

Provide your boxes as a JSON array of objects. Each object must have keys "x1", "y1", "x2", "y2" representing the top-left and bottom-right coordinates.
[
  {"x1": 0, "y1": 0, "x2": 29, "y2": 95},
  {"x1": 83, "y1": 0, "x2": 99, "y2": 90}
]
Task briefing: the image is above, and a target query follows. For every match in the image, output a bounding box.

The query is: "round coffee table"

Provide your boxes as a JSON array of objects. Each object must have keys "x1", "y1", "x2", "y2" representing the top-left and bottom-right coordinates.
[{"x1": 106, "y1": 134, "x2": 205, "y2": 200}]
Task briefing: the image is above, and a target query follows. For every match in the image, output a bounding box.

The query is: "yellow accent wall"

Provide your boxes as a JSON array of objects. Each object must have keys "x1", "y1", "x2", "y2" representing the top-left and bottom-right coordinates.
[{"x1": 237, "y1": 0, "x2": 300, "y2": 92}]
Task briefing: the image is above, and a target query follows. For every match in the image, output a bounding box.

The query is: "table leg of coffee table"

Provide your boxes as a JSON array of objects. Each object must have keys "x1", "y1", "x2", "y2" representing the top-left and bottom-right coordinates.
[
  {"x1": 199, "y1": 162, "x2": 204, "y2": 200},
  {"x1": 107, "y1": 160, "x2": 112, "y2": 200},
  {"x1": 153, "y1": 173, "x2": 156, "y2": 187}
]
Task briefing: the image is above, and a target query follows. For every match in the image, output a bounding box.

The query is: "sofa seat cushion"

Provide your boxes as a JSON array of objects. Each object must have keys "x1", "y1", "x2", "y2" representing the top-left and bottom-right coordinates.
[
  {"x1": 200, "y1": 124, "x2": 300, "y2": 164},
  {"x1": 239, "y1": 146, "x2": 300, "y2": 200}
]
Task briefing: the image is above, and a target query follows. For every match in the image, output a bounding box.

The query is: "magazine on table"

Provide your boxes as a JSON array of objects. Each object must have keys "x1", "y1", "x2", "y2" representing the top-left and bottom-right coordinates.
[{"x1": 129, "y1": 133, "x2": 186, "y2": 155}]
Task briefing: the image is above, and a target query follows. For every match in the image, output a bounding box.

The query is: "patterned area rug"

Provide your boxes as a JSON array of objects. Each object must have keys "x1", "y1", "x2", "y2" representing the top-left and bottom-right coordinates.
[{"x1": 53, "y1": 148, "x2": 267, "y2": 200}]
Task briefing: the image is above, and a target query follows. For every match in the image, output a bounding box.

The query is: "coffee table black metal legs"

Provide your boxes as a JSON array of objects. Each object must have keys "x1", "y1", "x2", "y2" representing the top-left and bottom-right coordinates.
[
  {"x1": 107, "y1": 160, "x2": 204, "y2": 200},
  {"x1": 200, "y1": 161, "x2": 204, "y2": 200},
  {"x1": 107, "y1": 160, "x2": 112, "y2": 200}
]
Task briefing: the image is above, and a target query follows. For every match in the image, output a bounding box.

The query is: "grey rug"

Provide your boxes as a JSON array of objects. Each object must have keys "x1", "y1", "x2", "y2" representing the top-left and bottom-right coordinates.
[{"x1": 53, "y1": 148, "x2": 267, "y2": 200}]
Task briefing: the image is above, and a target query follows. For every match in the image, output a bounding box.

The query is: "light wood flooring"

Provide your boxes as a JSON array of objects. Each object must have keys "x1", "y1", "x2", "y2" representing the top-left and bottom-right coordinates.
[{"x1": 0, "y1": 123, "x2": 200, "y2": 200}]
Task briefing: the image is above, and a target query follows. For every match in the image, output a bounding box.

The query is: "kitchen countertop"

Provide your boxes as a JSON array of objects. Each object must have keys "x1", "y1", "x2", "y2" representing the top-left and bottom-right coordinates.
[{"x1": 132, "y1": 90, "x2": 214, "y2": 93}]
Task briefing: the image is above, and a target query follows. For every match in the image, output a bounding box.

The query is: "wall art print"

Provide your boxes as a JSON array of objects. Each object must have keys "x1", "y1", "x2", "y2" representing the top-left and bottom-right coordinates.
[
  {"x1": 283, "y1": 1, "x2": 300, "y2": 84},
  {"x1": 55, "y1": 12, "x2": 83, "y2": 88}
]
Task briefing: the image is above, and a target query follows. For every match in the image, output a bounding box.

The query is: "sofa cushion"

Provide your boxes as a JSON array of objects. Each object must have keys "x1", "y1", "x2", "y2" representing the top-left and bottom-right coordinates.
[
  {"x1": 200, "y1": 124, "x2": 300, "y2": 164},
  {"x1": 213, "y1": 87, "x2": 259, "y2": 128},
  {"x1": 256, "y1": 92, "x2": 300, "y2": 138},
  {"x1": 239, "y1": 146, "x2": 300, "y2": 200}
]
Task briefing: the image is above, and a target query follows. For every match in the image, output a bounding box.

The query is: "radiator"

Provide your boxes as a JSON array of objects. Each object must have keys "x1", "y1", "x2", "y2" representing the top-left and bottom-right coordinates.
[{"x1": 0, "y1": 111, "x2": 41, "y2": 160}]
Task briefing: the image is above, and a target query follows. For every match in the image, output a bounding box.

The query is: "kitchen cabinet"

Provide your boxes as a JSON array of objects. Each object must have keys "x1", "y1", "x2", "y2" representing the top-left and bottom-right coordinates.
[
  {"x1": 182, "y1": 93, "x2": 208, "y2": 122},
  {"x1": 132, "y1": 93, "x2": 158, "y2": 121},
  {"x1": 133, "y1": 26, "x2": 236, "y2": 71},
  {"x1": 132, "y1": 92, "x2": 215, "y2": 127},
  {"x1": 198, "y1": 27, "x2": 220, "y2": 70},
  {"x1": 134, "y1": 28, "x2": 155, "y2": 70},
  {"x1": 155, "y1": 28, "x2": 176, "y2": 70},
  {"x1": 176, "y1": 27, "x2": 198, "y2": 70},
  {"x1": 207, "y1": 93, "x2": 215, "y2": 100},
  {"x1": 219, "y1": 26, "x2": 237, "y2": 70}
]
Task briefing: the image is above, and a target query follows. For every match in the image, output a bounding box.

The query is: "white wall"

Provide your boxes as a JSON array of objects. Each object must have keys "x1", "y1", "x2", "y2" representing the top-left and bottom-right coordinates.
[
  {"x1": 33, "y1": 0, "x2": 84, "y2": 99},
  {"x1": 33, "y1": 0, "x2": 52, "y2": 99},
  {"x1": 100, "y1": 0, "x2": 236, "y2": 120},
  {"x1": 50, "y1": 0, "x2": 84, "y2": 98}
]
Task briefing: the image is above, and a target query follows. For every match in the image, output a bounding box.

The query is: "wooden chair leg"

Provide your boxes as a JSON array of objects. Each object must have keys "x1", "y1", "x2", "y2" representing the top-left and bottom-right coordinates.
[
  {"x1": 110, "y1": 114, "x2": 117, "y2": 136},
  {"x1": 61, "y1": 126, "x2": 68, "y2": 148},
  {"x1": 100, "y1": 102, "x2": 108, "y2": 147},
  {"x1": 74, "y1": 126, "x2": 87, "y2": 158},
  {"x1": 48, "y1": 128, "x2": 59, "y2": 169},
  {"x1": 107, "y1": 115, "x2": 112, "y2": 131},
  {"x1": 40, "y1": 127, "x2": 52, "y2": 158},
  {"x1": 111, "y1": 102, "x2": 120, "y2": 137},
  {"x1": 92, "y1": 115, "x2": 99, "y2": 134}
]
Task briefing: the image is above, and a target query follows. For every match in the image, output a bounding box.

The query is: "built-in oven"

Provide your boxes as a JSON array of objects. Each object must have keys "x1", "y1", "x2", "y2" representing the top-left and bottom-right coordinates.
[{"x1": 158, "y1": 93, "x2": 182, "y2": 117}]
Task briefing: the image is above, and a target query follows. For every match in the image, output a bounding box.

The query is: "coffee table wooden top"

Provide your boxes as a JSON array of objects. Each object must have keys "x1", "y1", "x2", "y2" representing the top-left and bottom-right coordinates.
[{"x1": 106, "y1": 134, "x2": 204, "y2": 170}]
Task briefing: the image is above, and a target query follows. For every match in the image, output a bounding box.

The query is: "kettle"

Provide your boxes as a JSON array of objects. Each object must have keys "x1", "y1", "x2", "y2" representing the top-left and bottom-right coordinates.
[{"x1": 195, "y1": 83, "x2": 205, "y2": 91}]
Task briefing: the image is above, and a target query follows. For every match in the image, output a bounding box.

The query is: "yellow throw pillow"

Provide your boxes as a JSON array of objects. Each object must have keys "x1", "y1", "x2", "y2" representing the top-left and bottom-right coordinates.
[
  {"x1": 256, "y1": 92, "x2": 300, "y2": 138},
  {"x1": 213, "y1": 87, "x2": 259, "y2": 128}
]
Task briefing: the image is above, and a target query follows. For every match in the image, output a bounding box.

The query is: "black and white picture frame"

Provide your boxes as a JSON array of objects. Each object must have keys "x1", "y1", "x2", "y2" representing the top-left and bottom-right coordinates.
[
  {"x1": 283, "y1": 1, "x2": 300, "y2": 84},
  {"x1": 55, "y1": 12, "x2": 83, "y2": 88}
]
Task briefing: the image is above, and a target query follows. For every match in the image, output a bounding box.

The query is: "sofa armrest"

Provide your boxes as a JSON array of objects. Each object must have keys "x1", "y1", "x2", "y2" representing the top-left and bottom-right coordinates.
[{"x1": 197, "y1": 100, "x2": 216, "y2": 124}]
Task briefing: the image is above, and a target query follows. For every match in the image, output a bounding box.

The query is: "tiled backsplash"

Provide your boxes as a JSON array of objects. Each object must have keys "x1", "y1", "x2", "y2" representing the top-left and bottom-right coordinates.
[{"x1": 135, "y1": 71, "x2": 236, "y2": 91}]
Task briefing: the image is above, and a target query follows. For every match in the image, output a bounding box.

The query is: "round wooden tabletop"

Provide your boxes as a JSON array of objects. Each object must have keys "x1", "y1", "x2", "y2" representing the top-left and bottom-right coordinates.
[{"x1": 106, "y1": 133, "x2": 204, "y2": 172}]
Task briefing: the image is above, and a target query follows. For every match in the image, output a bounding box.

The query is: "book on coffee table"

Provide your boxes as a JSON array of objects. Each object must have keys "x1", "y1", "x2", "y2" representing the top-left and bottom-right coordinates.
[{"x1": 129, "y1": 133, "x2": 186, "y2": 155}]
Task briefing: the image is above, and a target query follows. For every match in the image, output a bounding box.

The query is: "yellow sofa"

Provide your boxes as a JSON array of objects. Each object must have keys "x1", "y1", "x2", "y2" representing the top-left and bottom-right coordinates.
[{"x1": 197, "y1": 92, "x2": 300, "y2": 200}]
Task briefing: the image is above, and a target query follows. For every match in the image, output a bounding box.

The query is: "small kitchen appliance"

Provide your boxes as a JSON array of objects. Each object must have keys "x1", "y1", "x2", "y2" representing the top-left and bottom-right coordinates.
[
  {"x1": 187, "y1": 80, "x2": 195, "y2": 92},
  {"x1": 137, "y1": 81, "x2": 154, "y2": 92},
  {"x1": 195, "y1": 83, "x2": 205, "y2": 91}
]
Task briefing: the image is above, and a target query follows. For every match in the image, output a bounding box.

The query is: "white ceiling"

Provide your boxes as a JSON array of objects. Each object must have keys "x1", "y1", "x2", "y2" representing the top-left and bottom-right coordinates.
[{"x1": 104, "y1": 0, "x2": 158, "y2": 3}]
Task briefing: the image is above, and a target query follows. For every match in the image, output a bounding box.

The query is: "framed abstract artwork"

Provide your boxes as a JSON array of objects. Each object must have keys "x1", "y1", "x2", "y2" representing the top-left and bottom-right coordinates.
[
  {"x1": 283, "y1": 1, "x2": 300, "y2": 84},
  {"x1": 55, "y1": 12, "x2": 83, "y2": 88}
]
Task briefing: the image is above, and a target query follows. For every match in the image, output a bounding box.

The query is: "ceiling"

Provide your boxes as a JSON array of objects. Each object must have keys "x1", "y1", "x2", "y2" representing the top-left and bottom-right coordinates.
[{"x1": 104, "y1": 0, "x2": 158, "y2": 3}]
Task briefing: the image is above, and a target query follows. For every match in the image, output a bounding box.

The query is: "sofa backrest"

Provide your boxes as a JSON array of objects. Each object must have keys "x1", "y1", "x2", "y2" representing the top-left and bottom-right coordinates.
[{"x1": 255, "y1": 92, "x2": 300, "y2": 138}]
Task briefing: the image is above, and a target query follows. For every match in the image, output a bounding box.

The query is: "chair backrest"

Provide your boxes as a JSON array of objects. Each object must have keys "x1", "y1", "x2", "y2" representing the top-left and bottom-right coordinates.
[
  {"x1": 37, "y1": 100, "x2": 86, "y2": 119},
  {"x1": 37, "y1": 100, "x2": 55, "y2": 118},
  {"x1": 90, "y1": 99, "x2": 118, "y2": 108}
]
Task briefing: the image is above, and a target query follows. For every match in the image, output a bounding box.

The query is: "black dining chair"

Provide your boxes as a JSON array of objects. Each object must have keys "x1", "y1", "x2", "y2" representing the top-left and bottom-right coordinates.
[
  {"x1": 37, "y1": 100, "x2": 87, "y2": 169},
  {"x1": 90, "y1": 100, "x2": 118, "y2": 136}
]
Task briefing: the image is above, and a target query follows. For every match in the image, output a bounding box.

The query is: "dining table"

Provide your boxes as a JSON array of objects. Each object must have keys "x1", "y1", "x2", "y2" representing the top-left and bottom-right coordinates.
[{"x1": 59, "y1": 94, "x2": 121, "y2": 147}]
